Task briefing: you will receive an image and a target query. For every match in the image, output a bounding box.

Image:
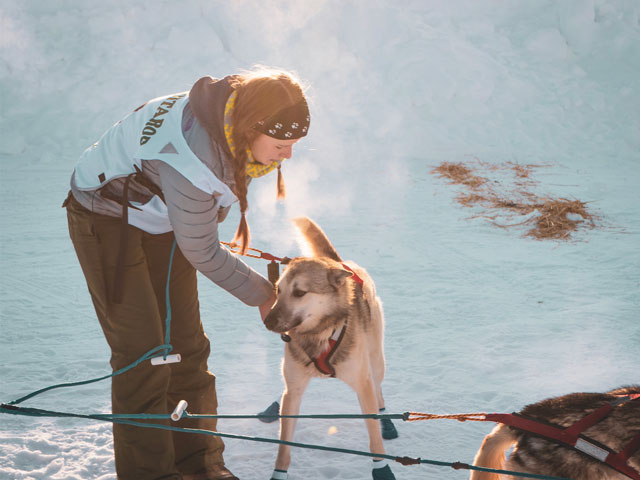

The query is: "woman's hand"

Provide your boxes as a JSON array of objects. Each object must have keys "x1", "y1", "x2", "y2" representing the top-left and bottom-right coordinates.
[{"x1": 258, "y1": 292, "x2": 277, "y2": 322}]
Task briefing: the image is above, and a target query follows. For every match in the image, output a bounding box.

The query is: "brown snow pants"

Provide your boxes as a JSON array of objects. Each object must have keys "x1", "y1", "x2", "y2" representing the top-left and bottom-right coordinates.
[{"x1": 65, "y1": 193, "x2": 225, "y2": 480}]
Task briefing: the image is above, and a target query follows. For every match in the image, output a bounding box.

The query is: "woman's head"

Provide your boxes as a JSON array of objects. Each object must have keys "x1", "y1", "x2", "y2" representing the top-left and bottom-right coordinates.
[
  {"x1": 229, "y1": 67, "x2": 309, "y2": 145},
  {"x1": 228, "y1": 67, "x2": 310, "y2": 254}
]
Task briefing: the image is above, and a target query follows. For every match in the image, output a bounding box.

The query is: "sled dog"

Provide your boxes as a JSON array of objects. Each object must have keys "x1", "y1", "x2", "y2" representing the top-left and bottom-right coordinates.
[
  {"x1": 470, "y1": 385, "x2": 640, "y2": 480},
  {"x1": 264, "y1": 217, "x2": 397, "y2": 480}
]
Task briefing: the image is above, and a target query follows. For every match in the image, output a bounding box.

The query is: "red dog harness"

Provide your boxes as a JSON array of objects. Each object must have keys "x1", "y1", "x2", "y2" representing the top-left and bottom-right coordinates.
[
  {"x1": 312, "y1": 324, "x2": 347, "y2": 377},
  {"x1": 311, "y1": 264, "x2": 364, "y2": 377},
  {"x1": 487, "y1": 394, "x2": 640, "y2": 480}
]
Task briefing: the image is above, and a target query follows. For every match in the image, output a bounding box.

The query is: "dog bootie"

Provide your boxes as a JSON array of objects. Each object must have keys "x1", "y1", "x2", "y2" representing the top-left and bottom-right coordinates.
[
  {"x1": 258, "y1": 400, "x2": 280, "y2": 423},
  {"x1": 379, "y1": 408, "x2": 398, "y2": 440},
  {"x1": 372, "y1": 460, "x2": 395, "y2": 480},
  {"x1": 270, "y1": 469, "x2": 287, "y2": 479}
]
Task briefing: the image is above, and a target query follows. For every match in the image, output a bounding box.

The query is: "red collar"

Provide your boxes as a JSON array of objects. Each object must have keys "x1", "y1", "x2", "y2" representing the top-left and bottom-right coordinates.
[{"x1": 341, "y1": 263, "x2": 364, "y2": 286}]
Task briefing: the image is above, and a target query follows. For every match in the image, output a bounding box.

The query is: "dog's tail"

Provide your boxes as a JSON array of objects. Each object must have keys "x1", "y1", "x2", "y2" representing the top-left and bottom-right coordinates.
[
  {"x1": 293, "y1": 217, "x2": 342, "y2": 262},
  {"x1": 469, "y1": 424, "x2": 517, "y2": 480}
]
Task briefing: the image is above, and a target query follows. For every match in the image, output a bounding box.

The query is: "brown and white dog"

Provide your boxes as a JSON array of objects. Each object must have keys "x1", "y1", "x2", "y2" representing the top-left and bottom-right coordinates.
[
  {"x1": 263, "y1": 217, "x2": 397, "y2": 480},
  {"x1": 470, "y1": 385, "x2": 640, "y2": 480}
]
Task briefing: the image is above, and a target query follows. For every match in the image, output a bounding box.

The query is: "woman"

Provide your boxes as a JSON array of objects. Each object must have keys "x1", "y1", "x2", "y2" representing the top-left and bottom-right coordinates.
[{"x1": 64, "y1": 67, "x2": 310, "y2": 480}]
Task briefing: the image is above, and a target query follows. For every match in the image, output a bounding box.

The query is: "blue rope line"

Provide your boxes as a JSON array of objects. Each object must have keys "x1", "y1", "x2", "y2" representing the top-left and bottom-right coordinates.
[
  {"x1": 162, "y1": 240, "x2": 177, "y2": 360},
  {"x1": 189, "y1": 412, "x2": 410, "y2": 421},
  {"x1": 8, "y1": 239, "x2": 178, "y2": 406},
  {"x1": 0, "y1": 405, "x2": 408, "y2": 421},
  {"x1": 7, "y1": 344, "x2": 171, "y2": 405},
  {"x1": 0, "y1": 403, "x2": 571, "y2": 480}
]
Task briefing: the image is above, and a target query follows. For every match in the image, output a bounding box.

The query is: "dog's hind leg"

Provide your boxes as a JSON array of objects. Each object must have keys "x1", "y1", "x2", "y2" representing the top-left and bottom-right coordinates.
[
  {"x1": 371, "y1": 358, "x2": 397, "y2": 440},
  {"x1": 352, "y1": 365, "x2": 397, "y2": 479},
  {"x1": 371, "y1": 344, "x2": 386, "y2": 409},
  {"x1": 369, "y1": 311, "x2": 397, "y2": 440},
  {"x1": 368, "y1": 297, "x2": 386, "y2": 410},
  {"x1": 470, "y1": 424, "x2": 517, "y2": 480}
]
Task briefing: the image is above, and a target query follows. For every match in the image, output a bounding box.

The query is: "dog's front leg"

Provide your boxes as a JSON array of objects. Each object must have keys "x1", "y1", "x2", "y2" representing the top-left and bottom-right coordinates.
[
  {"x1": 273, "y1": 358, "x2": 311, "y2": 478},
  {"x1": 275, "y1": 386, "x2": 305, "y2": 471}
]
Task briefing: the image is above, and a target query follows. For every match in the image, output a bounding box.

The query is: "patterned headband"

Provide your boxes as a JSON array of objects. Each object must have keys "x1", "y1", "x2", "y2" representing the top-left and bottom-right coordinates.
[{"x1": 255, "y1": 100, "x2": 310, "y2": 140}]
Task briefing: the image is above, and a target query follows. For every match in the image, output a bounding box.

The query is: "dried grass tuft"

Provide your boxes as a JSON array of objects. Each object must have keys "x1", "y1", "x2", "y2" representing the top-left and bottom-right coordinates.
[
  {"x1": 431, "y1": 161, "x2": 598, "y2": 241},
  {"x1": 431, "y1": 162, "x2": 487, "y2": 189},
  {"x1": 527, "y1": 198, "x2": 594, "y2": 240}
]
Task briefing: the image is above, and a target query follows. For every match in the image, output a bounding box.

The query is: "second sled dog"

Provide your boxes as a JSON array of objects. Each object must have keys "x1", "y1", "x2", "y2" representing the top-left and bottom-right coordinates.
[
  {"x1": 264, "y1": 217, "x2": 397, "y2": 480},
  {"x1": 470, "y1": 385, "x2": 640, "y2": 480}
]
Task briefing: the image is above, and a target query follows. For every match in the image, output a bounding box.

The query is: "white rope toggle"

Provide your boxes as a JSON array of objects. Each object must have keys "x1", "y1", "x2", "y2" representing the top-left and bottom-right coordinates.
[
  {"x1": 171, "y1": 400, "x2": 188, "y2": 421},
  {"x1": 150, "y1": 353, "x2": 181, "y2": 365}
]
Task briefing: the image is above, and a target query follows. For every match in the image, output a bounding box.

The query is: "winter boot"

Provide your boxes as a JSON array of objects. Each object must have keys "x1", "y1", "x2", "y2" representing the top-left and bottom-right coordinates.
[
  {"x1": 372, "y1": 460, "x2": 395, "y2": 480},
  {"x1": 258, "y1": 400, "x2": 280, "y2": 423},
  {"x1": 379, "y1": 408, "x2": 398, "y2": 440}
]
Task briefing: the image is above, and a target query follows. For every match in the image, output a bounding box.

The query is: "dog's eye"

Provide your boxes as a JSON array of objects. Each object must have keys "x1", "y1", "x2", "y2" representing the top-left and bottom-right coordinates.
[{"x1": 292, "y1": 288, "x2": 306, "y2": 298}]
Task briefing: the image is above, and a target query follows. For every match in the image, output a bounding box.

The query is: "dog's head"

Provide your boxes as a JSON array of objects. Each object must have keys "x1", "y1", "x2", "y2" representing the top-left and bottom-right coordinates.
[{"x1": 263, "y1": 257, "x2": 353, "y2": 335}]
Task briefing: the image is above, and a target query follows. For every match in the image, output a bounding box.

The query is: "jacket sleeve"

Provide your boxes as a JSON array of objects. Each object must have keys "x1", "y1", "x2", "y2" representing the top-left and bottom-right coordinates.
[{"x1": 156, "y1": 161, "x2": 274, "y2": 307}]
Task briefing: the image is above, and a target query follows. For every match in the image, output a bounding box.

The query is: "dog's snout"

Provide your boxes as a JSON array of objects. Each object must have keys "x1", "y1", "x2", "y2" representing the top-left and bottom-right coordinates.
[
  {"x1": 264, "y1": 311, "x2": 279, "y2": 331},
  {"x1": 264, "y1": 307, "x2": 302, "y2": 334}
]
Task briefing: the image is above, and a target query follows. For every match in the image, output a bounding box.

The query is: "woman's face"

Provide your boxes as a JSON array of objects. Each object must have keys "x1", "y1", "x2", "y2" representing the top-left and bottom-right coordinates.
[{"x1": 250, "y1": 133, "x2": 300, "y2": 165}]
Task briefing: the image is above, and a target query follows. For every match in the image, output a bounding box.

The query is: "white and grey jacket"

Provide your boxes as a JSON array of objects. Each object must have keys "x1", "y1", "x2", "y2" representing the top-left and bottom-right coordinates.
[{"x1": 70, "y1": 77, "x2": 273, "y2": 307}]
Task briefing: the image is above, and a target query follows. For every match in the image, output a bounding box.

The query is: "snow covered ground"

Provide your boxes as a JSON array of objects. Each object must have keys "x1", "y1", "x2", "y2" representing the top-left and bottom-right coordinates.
[{"x1": 1, "y1": 1, "x2": 639, "y2": 479}]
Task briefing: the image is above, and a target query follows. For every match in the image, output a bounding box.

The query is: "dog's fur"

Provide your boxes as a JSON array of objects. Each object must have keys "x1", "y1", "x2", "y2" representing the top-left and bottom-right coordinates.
[
  {"x1": 470, "y1": 385, "x2": 640, "y2": 480},
  {"x1": 264, "y1": 217, "x2": 392, "y2": 474}
]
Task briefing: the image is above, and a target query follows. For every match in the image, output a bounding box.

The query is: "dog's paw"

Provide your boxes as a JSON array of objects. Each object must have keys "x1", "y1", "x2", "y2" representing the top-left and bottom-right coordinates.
[
  {"x1": 372, "y1": 464, "x2": 396, "y2": 480},
  {"x1": 258, "y1": 401, "x2": 280, "y2": 424},
  {"x1": 381, "y1": 418, "x2": 398, "y2": 440}
]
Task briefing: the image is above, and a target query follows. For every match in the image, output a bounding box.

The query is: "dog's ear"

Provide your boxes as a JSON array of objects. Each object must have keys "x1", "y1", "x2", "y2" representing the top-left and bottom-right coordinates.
[{"x1": 328, "y1": 267, "x2": 352, "y2": 288}]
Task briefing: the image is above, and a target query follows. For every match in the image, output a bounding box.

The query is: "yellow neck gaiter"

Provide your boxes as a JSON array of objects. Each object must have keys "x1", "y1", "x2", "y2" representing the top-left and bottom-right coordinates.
[{"x1": 224, "y1": 91, "x2": 280, "y2": 178}]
